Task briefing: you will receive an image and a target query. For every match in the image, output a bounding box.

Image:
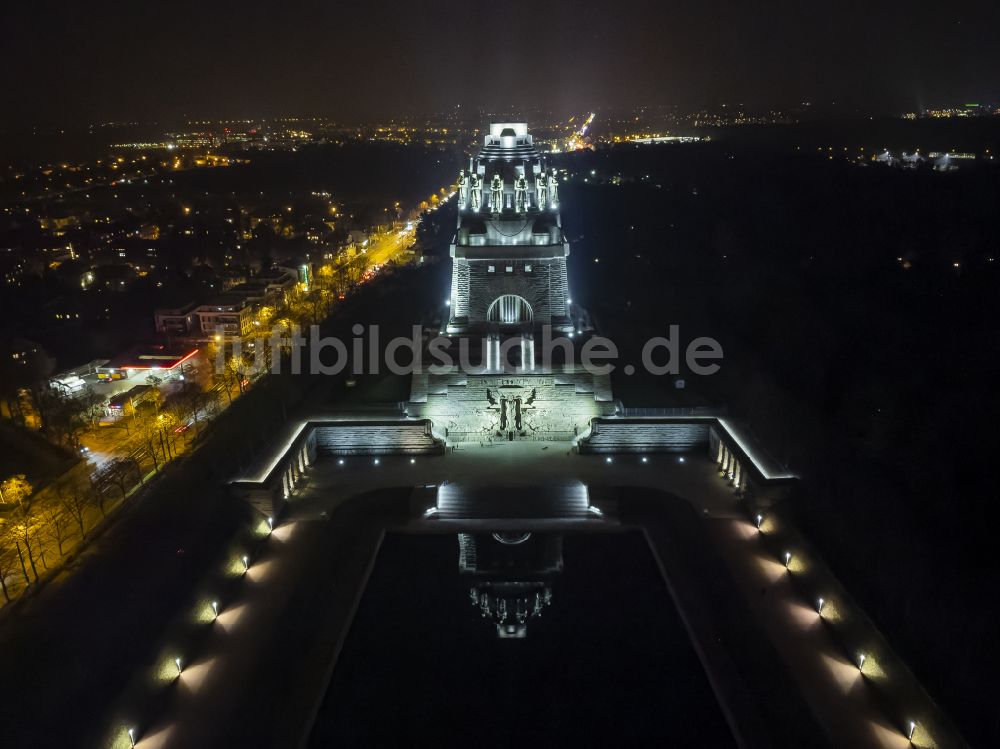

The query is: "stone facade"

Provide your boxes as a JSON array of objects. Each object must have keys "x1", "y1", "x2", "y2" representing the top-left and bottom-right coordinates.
[
  {"x1": 452, "y1": 254, "x2": 570, "y2": 328},
  {"x1": 409, "y1": 368, "x2": 615, "y2": 442},
  {"x1": 448, "y1": 123, "x2": 572, "y2": 333}
]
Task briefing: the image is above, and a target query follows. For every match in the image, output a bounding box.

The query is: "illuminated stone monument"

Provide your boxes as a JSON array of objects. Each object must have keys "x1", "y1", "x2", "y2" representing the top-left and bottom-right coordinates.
[
  {"x1": 447, "y1": 123, "x2": 572, "y2": 334},
  {"x1": 411, "y1": 122, "x2": 613, "y2": 441}
]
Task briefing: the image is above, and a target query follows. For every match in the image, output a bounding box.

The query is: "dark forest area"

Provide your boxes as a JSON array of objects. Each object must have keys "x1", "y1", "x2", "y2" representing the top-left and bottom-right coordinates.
[{"x1": 556, "y1": 125, "x2": 1000, "y2": 745}]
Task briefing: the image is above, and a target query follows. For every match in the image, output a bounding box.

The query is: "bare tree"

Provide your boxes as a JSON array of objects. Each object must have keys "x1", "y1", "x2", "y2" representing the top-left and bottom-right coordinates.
[
  {"x1": 205, "y1": 384, "x2": 223, "y2": 416},
  {"x1": 0, "y1": 474, "x2": 32, "y2": 507},
  {"x1": 164, "y1": 383, "x2": 201, "y2": 431},
  {"x1": 55, "y1": 476, "x2": 92, "y2": 538},
  {"x1": 11, "y1": 508, "x2": 41, "y2": 583},
  {"x1": 90, "y1": 457, "x2": 140, "y2": 513},
  {"x1": 76, "y1": 385, "x2": 106, "y2": 426},
  {"x1": 0, "y1": 544, "x2": 19, "y2": 602},
  {"x1": 41, "y1": 504, "x2": 73, "y2": 557},
  {"x1": 0, "y1": 521, "x2": 29, "y2": 586},
  {"x1": 133, "y1": 418, "x2": 165, "y2": 471},
  {"x1": 225, "y1": 354, "x2": 252, "y2": 395},
  {"x1": 212, "y1": 368, "x2": 235, "y2": 406},
  {"x1": 0, "y1": 475, "x2": 39, "y2": 583}
]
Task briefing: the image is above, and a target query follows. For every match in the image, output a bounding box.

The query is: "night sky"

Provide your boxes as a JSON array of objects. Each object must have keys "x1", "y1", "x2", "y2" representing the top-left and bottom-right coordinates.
[{"x1": 5, "y1": 0, "x2": 1000, "y2": 125}]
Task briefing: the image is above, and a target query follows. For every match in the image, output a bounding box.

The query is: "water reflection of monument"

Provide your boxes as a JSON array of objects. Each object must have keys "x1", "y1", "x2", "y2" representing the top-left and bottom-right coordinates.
[{"x1": 458, "y1": 532, "x2": 564, "y2": 638}]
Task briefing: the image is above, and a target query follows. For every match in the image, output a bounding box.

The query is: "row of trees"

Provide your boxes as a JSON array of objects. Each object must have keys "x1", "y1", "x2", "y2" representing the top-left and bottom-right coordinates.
[
  {"x1": 0, "y1": 378, "x2": 228, "y2": 605},
  {"x1": 203, "y1": 252, "x2": 375, "y2": 387},
  {"x1": 0, "y1": 467, "x2": 137, "y2": 603},
  {"x1": 0, "y1": 233, "x2": 397, "y2": 606}
]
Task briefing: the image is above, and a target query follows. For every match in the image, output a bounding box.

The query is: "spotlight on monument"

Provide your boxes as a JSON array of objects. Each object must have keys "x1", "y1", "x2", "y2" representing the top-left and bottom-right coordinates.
[
  {"x1": 128, "y1": 728, "x2": 136, "y2": 748},
  {"x1": 908, "y1": 720, "x2": 917, "y2": 741},
  {"x1": 175, "y1": 657, "x2": 183, "y2": 676},
  {"x1": 816, "y1": 597, "x2": 826, "y2": 616},
  {"x1": 784, "y1": 551, "x2": 792, "y2": 568},
  {"x1": 212, "y1": 600, "x2": 219, "y2": 619},
  {"x1": 267, "y1": 516, "x2": 273, "y2": 534},
  {"x1": 755, "y1": 514, "x2": 763, "y2": 530},
  {"x1": 858, "y1": 653, "x2": 866, "y2": 671},
  {"x1": 241, "y1": 555, "x2": 249, "y2": 574}
]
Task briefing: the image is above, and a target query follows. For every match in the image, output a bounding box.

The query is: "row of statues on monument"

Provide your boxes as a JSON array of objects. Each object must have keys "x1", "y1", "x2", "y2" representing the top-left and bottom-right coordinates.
[{"x1": 457, "y1": 170, "x2": 558, "y2": 213}]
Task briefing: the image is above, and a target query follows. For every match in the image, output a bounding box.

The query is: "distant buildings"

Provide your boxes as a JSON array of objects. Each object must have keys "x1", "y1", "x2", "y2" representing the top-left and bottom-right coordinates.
[
  {"x1": 901, "y1": 104, "x2": 999, "y2": 120},
  {"x1": 97, "y1": 344, "x2": 198, "y2": 381},
  {"x1": 153, "y1": 267, "x2": 299, "y2": 339}
]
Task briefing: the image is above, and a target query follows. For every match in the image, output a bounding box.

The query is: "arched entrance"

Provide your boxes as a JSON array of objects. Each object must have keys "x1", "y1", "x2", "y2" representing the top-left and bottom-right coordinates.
[{"x1": 487, "y1": 295, "x2": 533, "y2": 325}]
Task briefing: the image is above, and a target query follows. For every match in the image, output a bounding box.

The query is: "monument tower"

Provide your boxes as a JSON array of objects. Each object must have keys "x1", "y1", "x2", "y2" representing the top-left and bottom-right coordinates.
[
  {"x1": 448, "y1": 123, "x2": 572, "y2": 334},
  {"x1": 408, "y1": 122, "x2": 615, "y2": 442}
]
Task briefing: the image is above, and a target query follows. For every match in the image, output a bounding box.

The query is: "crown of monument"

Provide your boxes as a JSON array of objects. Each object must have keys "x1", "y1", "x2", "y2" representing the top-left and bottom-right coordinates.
[{"x1": 480, "y1": 122, "x2": 539, "y2": 160}]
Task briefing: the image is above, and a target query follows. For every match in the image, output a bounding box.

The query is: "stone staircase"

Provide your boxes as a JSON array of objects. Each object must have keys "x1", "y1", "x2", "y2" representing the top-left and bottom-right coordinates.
[
  {"x1": 579, "y1": 418, "x2": 710, "y2": 453},
  {"x1": 313, "y1": 420, "x2": 444, "y2": 455},
  {"x1": 434, "y1": 483, "x2": 592, "y2": 520}
]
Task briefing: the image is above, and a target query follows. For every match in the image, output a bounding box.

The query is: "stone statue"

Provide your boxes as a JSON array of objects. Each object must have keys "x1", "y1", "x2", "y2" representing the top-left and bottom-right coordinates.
[
  {"x1": 470, "y1": 173, "x2": 482, "y2": 211},
  {"x1": 536, "y1": 171, "x2": 548, "y2": 208},
  {"x1": 514, "y1": 174, "x2": 527, "y2": 213},
  {"x1": 548, "y1": 173, "x2": 559, "y2": 205},
  {"x1": 457, "y1": 169, "x2": 468, "y2": 209},
  {"x1": 490, "y1": 174, "x2": 504, "y2": 213}
]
